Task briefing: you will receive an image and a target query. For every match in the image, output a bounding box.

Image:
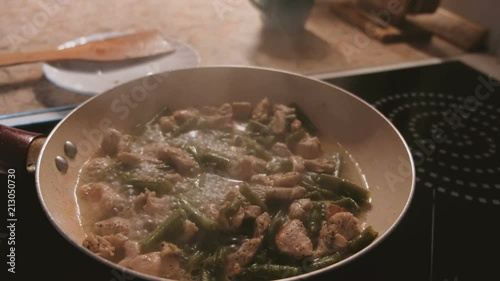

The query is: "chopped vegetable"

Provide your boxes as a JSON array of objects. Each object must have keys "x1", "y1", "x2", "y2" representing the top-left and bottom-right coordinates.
[{"x1": 140, "y1": 209, "x2": 186, "y2": 252}]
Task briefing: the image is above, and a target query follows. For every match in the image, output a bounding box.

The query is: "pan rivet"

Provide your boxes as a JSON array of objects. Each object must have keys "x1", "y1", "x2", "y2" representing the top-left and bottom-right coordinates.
[
  {"x1": 64, "y1": 141, "x2": 77, "y2": 158},
  {"x1": 55, "y1": 156, "x2": 68, "y2": 173}
]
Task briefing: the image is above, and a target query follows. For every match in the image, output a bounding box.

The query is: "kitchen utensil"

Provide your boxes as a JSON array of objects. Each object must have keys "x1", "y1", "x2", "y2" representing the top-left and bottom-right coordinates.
[
  {"x1": 0, "y1": 66, "x2": 415, "y2": 281},
  {"x1": 0, "y1": 30, "x2": 175, "y2": 67}
]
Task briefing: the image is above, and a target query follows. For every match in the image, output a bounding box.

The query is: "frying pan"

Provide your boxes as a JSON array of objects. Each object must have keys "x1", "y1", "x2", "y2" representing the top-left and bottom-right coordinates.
[{"x1": 0, "y1": 66, "x2": 415, "y2": 280}]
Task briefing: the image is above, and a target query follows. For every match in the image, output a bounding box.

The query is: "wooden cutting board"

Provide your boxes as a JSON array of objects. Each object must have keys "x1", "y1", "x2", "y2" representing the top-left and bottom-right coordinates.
[
  {"x1": 406, "y1": 8, "x2": 489, "y2": 51},
  {"x1": 330, "y1": 1, "x2": 432, "y2": 43}
]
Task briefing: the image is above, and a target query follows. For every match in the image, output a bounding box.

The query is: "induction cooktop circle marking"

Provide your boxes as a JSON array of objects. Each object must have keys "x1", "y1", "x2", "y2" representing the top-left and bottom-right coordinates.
[{"x1": 373, "y1": 91, "x2": 500, "y2": 206}]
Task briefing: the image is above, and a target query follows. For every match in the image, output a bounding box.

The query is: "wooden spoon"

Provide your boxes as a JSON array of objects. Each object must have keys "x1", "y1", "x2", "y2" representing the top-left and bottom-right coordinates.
[{"x1": 0, "y1": 30, "x2": 175, "y2": 67}]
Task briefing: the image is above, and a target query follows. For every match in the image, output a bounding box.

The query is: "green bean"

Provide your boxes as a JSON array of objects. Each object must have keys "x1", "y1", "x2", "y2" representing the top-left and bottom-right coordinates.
[
  {"x1": 98, "y1": 161, "x2": 124, "y2": 178},
  {"x1": 290, "y1": 103, "x2": 317, "y2": 134},
  {"x1": 304, "y1": 191, "x2": 323, "y2": 200},
  {"x1": 199, "y1": 152, "x2": 230, "y2": 170},
  {"x1": 348, "y1": 226, "x2": 378, "y2": 253},
  {"x1": 173, "y1": 116, "x2": 199, "y2": 136},
  {"x1": 265, "y1": 210, "x2": 286, "y2": 251},
  {"x1": 317, "y1": 174, "x2": 370, "y2": 205},
  {"x1": 239, "y1": 184, "x2": 268, "y2": 212},
  {"x1": 306, "y1": 202, "x2": 324, "y2": 246},
  {"x1": 246, "y1": 120, "x2": 272, "y2": 135},
  {"x1": 225, "y1": 200, "x2": 242, "y2": 218},
  {"x1": 214, "y1": 246, "x2": 229, "y2": 270},
  {"x1": 198, "y1": 269, "x2": 213, "y2": 281},
  {"x1": 332, "y1": 197, "x2": 360, "y2": 214},
  {"x1": 184, "y1": 145, "x2": 200, "y2": 161},
  {"x1": 186, "y1": 250, "x2": 208, "y2": 271},
  {"x1": 126, "y1": 179, "x2": 173, "y2": 195},
  {"x1": 256, "y1": 135, "x2": 275, "y2": 147},
  {"x1": 300, "y1": 179, "x2": 339, "y2": 200},
  {"x1": 309, "y1": 253, "x2": 342, "y2": 271},
  {"x1": 245, "y1": 144, "x2": 273, "y2": 161},
  {"x1": 252, "y1": 248, "x2": 269, "y2": 264},
  {"x1": 140, "y1": 209, "x2": 186, "y2": 252},
  {"x1": 285, "y1": 129, "x2": 306, "y2": 146},
  {"x1": 285, "y1": 113, "x2": 297, "y2": 123},
  {"x1": 178, "y1": 196, "x2": 218, "y2": 232},
  {"x1": 236, "y1": 264, "x2": 301, "y2": 280},
  {"x1": 238, "y1": 135, "x2": 273, "y2": 161}
]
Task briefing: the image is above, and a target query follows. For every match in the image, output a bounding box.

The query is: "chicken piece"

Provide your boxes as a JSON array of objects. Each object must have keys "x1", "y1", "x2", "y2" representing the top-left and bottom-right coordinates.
[
  {"x1": 160, "y1": 243, "x2": 189, "y2": 280},
  {"x1": 82, "y1": 233, "x2": 127, "y2": 260},
  {"x1": 120, "y1": 251, "x2": 163, "y2": 277},
  {"x1": 244, "y1": 205, "x2": 262, "y2": 218},
  {"x1": 304, "y1": 158, "x2": 337, "y2": 173},
  {"x1": 77, "y1": 182, "x2": 124, "y2": 220},
  {"x1": 199, "y1": 105, "x2": 218, "y2": 115},
  {"x1": 117, "y1": 151, "x2": 142, "y2": 167},
  {"x1": 94, "y1": 217, "x2": 130, "y2": 236},
  {"x1": 173, "y1": 108, "x2": 199, "y2": 124},
  {"x1": 231, "y1": 102, "x2": 252, "y2": 120},
  {"x1": 122, "y1": 240, "x2": 141, "y2": 259},
  {"x1": 219, "y1": 202, "x2": 262, "y2": 231},
  {"x1": 254, "y1": 212, "x2": 271, "y2": 237},
  {"x1": 218, "y1": 103, "x2": 233, "y2": 117},
  {"x1": 250, "y1": 174, "x2": 272, "y2": 186},
  {"x1": 82, "y1": 233, "x2": 115, "y2": 259},
  {"x1": 143, "y1": 193, "x2": 172, "y2": 220},
  {"x1": 313, "y1": 212, "x2": 361, "y2": 258},
  {"x1": 228, "y1": 155, "x2": 267, "y2": 181},
  {"x1": 324, "y1": 203, "x2": 346, "y2": 220},
  {"x1": 225, "y1": 237, "x2": 263, "y2": 277},
  {"x1": 269, "y1": 108, "x2": 287, "y2": 135},
  {"x1": 274, "y1": 104, "x2": 295, "y2": 115},
  {"x1": 101, "y1": 128, "x2": 122, "y2": 155},
  {"x1": 204, "y1": 115, "x2": 233, "y2": 131},
  {"x1": 275, "y1": 219, "x2": 313, "y2": 259},
  {"x1": 178, "y1": 220, "x2": 199, "y2": 243},
  {"x1": 291, "y1": 134, "x2": 323, "y2": 159},
  {"x1": 289, "y1": 198, "x2": 312, "y2": 221},
  {"x1": 271, "y1": 142, "x2": 292, "y2": 157},
  {"x1": 269, "y1": 172, "x2": 302, "y2": 187},
  {"x1": 200, "y1": 103, "x2": 233, "y2": 130},
  {"x1": 79, "y1": 157, "x2": 111, "y2": 181},
  {"x1": 328, "y1": 212, "x2": 361, "y2": 240},
  {"x1": 251, "y1": 97, "x2": 271, "y2": 122},
  {"x1": 158, "y1": 116, "x2": 177, "y2": 133},
  {"x1": 120, "y1": 243, "x2": 186, "y2": 279},
  {"x1": 265, "y1": 186, "x2": 306, "y2": 201},
  {"x1": 291, "y1": 155, "x2": 305, "y2": 172},
  {"x1": 313, "y1": 226, "x2": 349, "y2": 258},
  {"x1": 291, "y1": 119, "x2": 302, "y2": 132},
  {"x1": 157, "y1": 146, "x2": 200, "y2": 176}
]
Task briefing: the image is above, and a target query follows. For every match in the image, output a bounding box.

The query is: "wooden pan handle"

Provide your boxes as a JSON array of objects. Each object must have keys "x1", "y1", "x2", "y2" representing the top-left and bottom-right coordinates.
[{"x1": 0, "y1": 124, "x2": 43, "y2": 173}]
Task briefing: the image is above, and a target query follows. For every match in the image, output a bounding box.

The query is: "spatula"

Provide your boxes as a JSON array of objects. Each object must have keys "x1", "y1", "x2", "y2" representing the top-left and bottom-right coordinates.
[{"x1": 0, "y1": 30, "x2": 175, "y2": 67}]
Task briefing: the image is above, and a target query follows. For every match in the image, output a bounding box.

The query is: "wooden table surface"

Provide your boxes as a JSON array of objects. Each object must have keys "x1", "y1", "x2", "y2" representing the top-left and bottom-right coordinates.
[{"x1": 0, "y1": 0, "x2": 463, "y2": 116}]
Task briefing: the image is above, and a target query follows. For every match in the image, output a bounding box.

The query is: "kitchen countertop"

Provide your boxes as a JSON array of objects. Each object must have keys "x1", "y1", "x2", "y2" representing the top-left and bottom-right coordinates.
[{"x1": 0, "y1": 0, "x2": 467, "y2": 117}]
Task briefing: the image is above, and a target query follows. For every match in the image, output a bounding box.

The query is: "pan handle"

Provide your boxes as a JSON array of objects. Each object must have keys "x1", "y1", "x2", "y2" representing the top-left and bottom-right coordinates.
[{"x1": 0, "y1": 124, "x2": 44, "y2": 174}]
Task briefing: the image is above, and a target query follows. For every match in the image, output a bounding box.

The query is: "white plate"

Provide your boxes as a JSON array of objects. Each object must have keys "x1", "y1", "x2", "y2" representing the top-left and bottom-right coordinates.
[{"x1": 42, "y1": 31, "x2": 200, "y2": 95}]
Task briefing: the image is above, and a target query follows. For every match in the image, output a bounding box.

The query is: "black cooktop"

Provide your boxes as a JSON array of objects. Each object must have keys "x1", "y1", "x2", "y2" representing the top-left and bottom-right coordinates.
[{"x1": 1, "y1": 60, "x2": 499, "y2": 281}]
